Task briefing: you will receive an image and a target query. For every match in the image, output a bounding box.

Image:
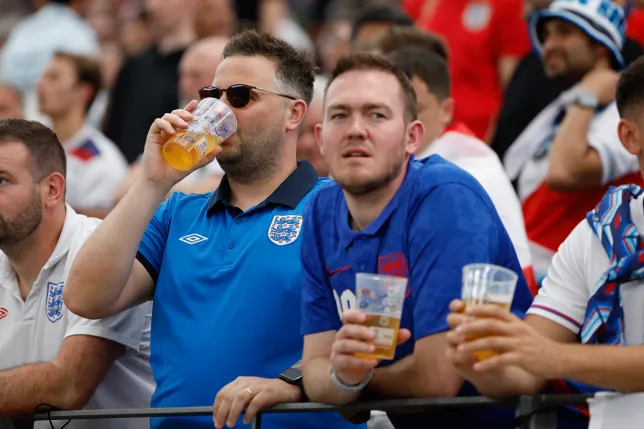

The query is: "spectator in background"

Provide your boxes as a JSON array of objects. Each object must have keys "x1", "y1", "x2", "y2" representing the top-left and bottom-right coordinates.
[
  {"x1": 0, "y1": 118, "x2": 154, "y2": 429},
  {"x1": 120, "y1": 10, "x2": 152, "y2": 56},
  {"x1": 387, "y1": 46, "x2": 537, "y2": 294},
  {"x1": 446, "y1": 57, "x2": 644, "y2": 429},
  {"x1": 37, "y1": 52, "x2": 127, "y2": 218},
  {"x1": 297, "y1": 75, "x2": 329, "y2": 177},
  {"x1": 64, "y1": 30, "x2": 361, "y2": 429},
  {"x1": 300, "y1": 52, "x2": 533, "y2": 429},
  {"x1": 195, "y1": 0, "x2": 236, "y2": 38},
  {"x1": 504, "y1": 0, "x2": 643, "y2": 285},
  {"x1": 413, "y1": 0, "x2": 530, "y2": 141},
  {"x1": 351, "y1": 4, "x2": 414, "y2": 52},
  {"x1": 0, "y1": 84, "x2": 22, "y2": 119},
  {"x1": 112, "y1": 36, "x2": 229, "y2": 204},
  {"x1": 0, "y1": 0, "x2": 99, "y2": 124},
  {"x1": 104, "y1": 0, "x2": 196, "y2": 164},
  {"x1": 374, "y1": 25, "x2": 448, "y2": 60},
  {"x1": 491, "y1": 0, "x2": 644, "y2": 161}
]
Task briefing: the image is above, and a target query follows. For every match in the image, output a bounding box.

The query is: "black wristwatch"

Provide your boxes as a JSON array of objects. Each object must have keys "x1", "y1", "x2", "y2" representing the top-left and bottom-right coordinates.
[{"x1": 278, "y1": 367, "x2": 308, "y2": 401}]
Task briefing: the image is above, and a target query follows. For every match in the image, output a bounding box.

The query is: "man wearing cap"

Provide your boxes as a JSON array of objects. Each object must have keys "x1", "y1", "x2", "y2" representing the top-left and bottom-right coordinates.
[{"x1": 503, "y1": 0, "x2": 643, "y2": 286}]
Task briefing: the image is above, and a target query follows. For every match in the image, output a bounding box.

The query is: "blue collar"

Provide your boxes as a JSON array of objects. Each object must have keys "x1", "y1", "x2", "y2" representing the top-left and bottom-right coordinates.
[
  {"x1": 337, "y1": 158, "x2": 416, "y2": 249},
  {"x1": 207, "y1": 161, "x2": 319, "y2": 214}
]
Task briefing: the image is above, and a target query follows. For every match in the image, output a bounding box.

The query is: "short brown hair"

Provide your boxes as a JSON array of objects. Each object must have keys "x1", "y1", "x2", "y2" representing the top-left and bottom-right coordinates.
[
  {"x1": 327, "y1": 52, "x2": 418, "y2": 123},
  {"x1": 53, "y1": 51, "x2": 102, "y2": 113},
  {"x1": 0, "y1": 119, "x2": 66, "y2": 180},
  {"x1": 388, "y1": 47, "x2": 451, "y2": 100},
  {"x1": 223, "y1": 30, "x2": 318, "y2": 105},
  {"x1": 376, "y1": 26, "x2": 449, "y2": 62},
  {"x1": 616, "y1": 56, "x2": 644, "y2": 119}
]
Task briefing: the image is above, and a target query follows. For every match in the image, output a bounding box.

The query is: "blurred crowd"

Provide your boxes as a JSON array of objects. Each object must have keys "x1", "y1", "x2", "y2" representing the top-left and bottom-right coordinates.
[{"x1": 1, "y1": 0, "x2": 644, "y2": 429}]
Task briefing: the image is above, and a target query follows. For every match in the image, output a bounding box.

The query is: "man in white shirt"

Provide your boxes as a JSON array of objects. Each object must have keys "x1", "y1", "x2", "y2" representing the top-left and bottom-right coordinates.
[
  {"x1": 445, "y1": 56, "x2": 644, "y2": 429},
  {"x1": 0, "y1": 118, "x2": 154, "y2": 429},
  {"x1": 0, "y1": 0, "x2": 99, "y2": 123},
  {"x1": 38, "y1": 51, "x2": 127, "y2": 217},
  {"x1": 503, "y1": 0, "x2": 642, "y2": 284},
  {"x1": 387, "y1": 46, "x2": 537, "y2": 293}
]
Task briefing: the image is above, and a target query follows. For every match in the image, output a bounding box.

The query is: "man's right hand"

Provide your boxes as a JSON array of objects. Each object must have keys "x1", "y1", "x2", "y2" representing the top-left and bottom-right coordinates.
[
  {"x1": 140, "y1": 100, "x2": 222, "y2": 192},
  {"x1": 331, "y1": 310, "x2": 411, "y2": 387}
]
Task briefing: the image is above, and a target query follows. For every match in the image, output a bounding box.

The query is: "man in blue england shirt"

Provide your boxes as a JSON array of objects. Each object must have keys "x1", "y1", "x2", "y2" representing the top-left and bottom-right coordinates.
[
  {"x1": 300, "y1": 52, "x2": 534, "y2": 429},
  {"x1": 63, "y1": 31, "x2": 360, "y2": 429}
]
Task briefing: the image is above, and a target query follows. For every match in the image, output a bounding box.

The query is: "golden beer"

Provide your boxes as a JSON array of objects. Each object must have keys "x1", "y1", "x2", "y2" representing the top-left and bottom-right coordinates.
[
  {"x1": 163, "y1": 131, "x2": 222, "y2": 171},
  {"x1": 353, "y1": 313, "x2": 401, "y2": 361},
  {"x1": 463, "y1": 299, "x2": 511, "y2": 361}
]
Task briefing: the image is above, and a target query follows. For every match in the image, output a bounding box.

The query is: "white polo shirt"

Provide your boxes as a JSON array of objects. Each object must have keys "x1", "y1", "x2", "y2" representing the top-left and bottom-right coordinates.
[
  {"x1": 64, "y1": 126, "x2": 128, "y2": 212},
  {"x1": 528, "y1": 192, "x2": 644, "y2": 345},
  {"x1": 0, "y1": 206, "x2": 155, "y2": 429}
]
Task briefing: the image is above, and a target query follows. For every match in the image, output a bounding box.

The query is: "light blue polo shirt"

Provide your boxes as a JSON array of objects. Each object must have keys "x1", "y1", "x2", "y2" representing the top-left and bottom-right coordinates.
[{"x1": 137, "y1": 161, "x2": 361, "y2": 429}]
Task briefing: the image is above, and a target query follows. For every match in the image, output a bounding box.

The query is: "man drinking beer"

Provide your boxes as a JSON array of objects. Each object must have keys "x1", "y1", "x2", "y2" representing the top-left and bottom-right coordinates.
[{"x1": 299, "y1": 52, "x2": 533, "y2": 429}]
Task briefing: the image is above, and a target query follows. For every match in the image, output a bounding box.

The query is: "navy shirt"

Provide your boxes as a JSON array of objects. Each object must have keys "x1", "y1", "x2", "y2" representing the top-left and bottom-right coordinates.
[
  {"x1": 301, "y1": 156, "x2": 534, "y2": 429},
  {"x1": 137, "y1": 161, "x2": 362, "y2": 429}
]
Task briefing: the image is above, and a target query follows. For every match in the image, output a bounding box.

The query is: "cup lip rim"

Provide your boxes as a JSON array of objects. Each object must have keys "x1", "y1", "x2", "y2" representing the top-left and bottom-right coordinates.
[
  {"x1": 462, "y1": 263, "x2": 519, "y2": 280},
  {"x1": 356, "y1": 272, "x2": 409, "y2": 282}
]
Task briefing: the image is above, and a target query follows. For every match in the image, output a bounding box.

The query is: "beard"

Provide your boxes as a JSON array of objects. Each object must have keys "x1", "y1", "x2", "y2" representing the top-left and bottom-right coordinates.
[
  {"x1": 0, "y1": 188, "x2": 43, "y2": 247},
  {"x1": 217, "y1": 123, "x2": 282, "y2": 185},
  {"x1": 335, "y1": 149, "x2": 407, "y2": 196}
]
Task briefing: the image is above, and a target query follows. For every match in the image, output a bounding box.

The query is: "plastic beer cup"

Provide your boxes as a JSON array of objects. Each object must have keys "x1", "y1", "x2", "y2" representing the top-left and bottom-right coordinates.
[
  {"x1": 354, "y1": 273, "x2": 408, "y2": 361},
  {"x1": 163, "y1": 97, "x2": 237, "y2": 171},
  {"x1": 461, "y1": 263, "x2": 519, "y2": 360}
]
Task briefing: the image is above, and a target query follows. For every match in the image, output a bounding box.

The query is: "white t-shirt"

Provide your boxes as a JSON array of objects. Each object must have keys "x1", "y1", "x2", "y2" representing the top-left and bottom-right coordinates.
[
  {"x1": 0, "y1": 207, "x2": 155, "y2": 429},
  {"x1": 503, "y1": 84, "x2": 639, "y2": 282},
  {"x1": 65, "y1": 126, "x2": 128, "y2": 211},
  {"x1": 528, "y1": 192, "x2": 644, "y2": 345},
  {"x1": 419, "y1": 131, "x2": 534, "y2": 275}
]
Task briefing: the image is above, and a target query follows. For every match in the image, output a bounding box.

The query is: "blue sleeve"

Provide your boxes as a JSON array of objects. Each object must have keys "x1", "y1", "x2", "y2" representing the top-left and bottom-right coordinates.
[
  {"x1": 135, "y1": 193, "x2": 179, "y2": 283},
  {"x1": 300, "y1": 192, "x2": 342, "y2": 336},
  {"x1": 409, "y1": 183, "x2": 506, "y2": 340}
]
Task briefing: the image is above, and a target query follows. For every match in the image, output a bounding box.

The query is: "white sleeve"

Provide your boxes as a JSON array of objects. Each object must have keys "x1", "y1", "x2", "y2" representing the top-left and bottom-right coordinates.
[
  {"x1": 64, "y1": 303, "x2": 149, "y2": 354},
  {"x1": 587, "y1": 103, "x2": 639, "y2": 185},
  {"x1": 527, "y1": 220, "x2": 592, "y2": 334},
  {"x1": 75, "y1": 157, "x2": 127, "y2": 211}
]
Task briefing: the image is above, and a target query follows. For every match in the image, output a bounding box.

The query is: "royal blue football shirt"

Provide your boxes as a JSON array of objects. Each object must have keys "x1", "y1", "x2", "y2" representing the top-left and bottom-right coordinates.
[
  {"x1": 301, "y1": 156, "x2": 534, "y2": 429},
  {"x1": 137, "y1": 161, "x2": 362, "y2": 429}
]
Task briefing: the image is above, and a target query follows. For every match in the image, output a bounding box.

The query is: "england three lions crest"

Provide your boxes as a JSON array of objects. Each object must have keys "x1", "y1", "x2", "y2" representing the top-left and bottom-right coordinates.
[
  {"x1": 46, "y1": 281, "x2": 65, "y2": 323},
  {"x1": 268, "y1": 215, "x2": 303, "y2": 246}
]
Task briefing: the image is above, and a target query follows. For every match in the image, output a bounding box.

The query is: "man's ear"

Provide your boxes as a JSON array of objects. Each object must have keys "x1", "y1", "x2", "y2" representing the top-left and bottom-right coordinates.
[
  {"x1": 315, "y1": 123, "x2": 324, "y2": 155},
  {"x1": 285, "y1": 100, "x2": 308, "y2": 133},
  {"x1": 405, "y1": 120, "x2": 425, "y2": 156},
  {"x1": 618, "y1": 118, "x2": 642, "y2": 156}
]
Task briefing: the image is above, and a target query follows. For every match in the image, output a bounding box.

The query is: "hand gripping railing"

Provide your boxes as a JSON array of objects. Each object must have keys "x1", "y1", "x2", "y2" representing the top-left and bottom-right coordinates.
[{"x1": 2, "y1": 394, "x2": 592, "y2": 429}]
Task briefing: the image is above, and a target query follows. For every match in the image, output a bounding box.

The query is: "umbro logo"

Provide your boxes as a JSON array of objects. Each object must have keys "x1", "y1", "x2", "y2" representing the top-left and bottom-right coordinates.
[
  {"x1": 179, "y1": 234, "x2": 208, "y2": 245},
  {"x1": 0, "y1": 307, "x2": 7, "y2": 320}
]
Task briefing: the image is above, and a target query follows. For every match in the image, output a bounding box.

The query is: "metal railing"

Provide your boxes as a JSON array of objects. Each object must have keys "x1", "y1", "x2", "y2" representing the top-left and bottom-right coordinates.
[{"x1": 3, "y1": 394, "x2": 592, "y2": 429}]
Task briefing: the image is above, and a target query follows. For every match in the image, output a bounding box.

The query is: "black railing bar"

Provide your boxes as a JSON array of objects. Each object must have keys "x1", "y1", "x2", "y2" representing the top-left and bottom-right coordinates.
[
  {"x1": 21, "y1": 394, "x2": 592, "y2": 422},
  {"x1": 530, "y1": 394, "x2": 591, "y2": 407}
]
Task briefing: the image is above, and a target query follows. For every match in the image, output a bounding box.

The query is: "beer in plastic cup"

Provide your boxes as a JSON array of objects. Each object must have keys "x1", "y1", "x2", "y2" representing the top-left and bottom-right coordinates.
[
  {"x1": 461, "y1": 263, "x2": 518, "y2": 361},
  {"x1": 354, "y1": 273, "x2": 408, "y2": 361},
  {"x1": 163, "y1": 98, "x2": 237, "y2": 171}
]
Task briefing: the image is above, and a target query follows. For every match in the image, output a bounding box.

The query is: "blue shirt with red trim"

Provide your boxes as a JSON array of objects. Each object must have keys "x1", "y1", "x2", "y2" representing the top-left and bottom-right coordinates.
[{"x1": 301, "y1": 155, "x2": 534, "y2": 429}]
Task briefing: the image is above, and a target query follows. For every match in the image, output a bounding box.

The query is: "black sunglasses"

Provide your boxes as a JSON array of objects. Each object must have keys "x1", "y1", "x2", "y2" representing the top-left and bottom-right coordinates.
[{"x1": 198, "y1": 84, "x2": 297, "y2": 109}]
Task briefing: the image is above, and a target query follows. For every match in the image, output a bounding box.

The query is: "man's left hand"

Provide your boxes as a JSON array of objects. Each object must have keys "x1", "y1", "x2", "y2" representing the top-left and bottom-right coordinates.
[
  {"x1": 452, "y1": 304, "x2": 567, "y2": 379},
  {"x1": 213, "y1": 376, "x2": 301, "y2": 429}
]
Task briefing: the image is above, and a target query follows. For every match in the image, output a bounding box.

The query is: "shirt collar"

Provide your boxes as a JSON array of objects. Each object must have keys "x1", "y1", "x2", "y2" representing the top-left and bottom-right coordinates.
[
  {"x1": 337, "y1": 157, "x2": 416, "y2": 249},
  {"x1": 207, "y1": 160, "x2": 319, "y2": 214}
]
